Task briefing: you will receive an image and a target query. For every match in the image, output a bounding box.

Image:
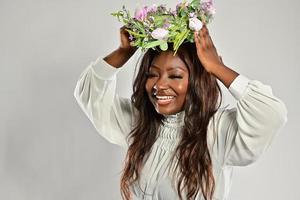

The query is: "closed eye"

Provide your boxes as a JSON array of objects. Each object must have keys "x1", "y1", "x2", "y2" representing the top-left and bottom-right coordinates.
[
  {"x1": 145, "y1": 72, "x2": 183, "y2": 79},
  {"x1": 145, "y1": 72, "x2": 157, "y2": 78},
  {"x1": 169, "y1": 75, "x2": 183, "y2": 79}
]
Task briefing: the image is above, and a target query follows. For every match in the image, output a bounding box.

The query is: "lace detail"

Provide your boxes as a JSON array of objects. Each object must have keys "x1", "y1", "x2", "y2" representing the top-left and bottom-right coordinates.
[{"x1": 162, "y1": 110, "x2": 185, "y2": 128}]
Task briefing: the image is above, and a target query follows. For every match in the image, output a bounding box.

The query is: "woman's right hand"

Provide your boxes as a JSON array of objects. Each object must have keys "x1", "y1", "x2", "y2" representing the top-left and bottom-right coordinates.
[
  {"x1": 119, "y1": 26, "x2": 137, "y2": 53},
  {"x1": 103, "y1": 26, "x2": 138, "y2": 68}
]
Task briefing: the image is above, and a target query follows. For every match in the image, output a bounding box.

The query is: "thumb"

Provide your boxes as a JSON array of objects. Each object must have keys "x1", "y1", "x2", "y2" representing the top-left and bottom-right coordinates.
[{"x1": 219, "y1": 56, "x2": 223, "y2": 63}]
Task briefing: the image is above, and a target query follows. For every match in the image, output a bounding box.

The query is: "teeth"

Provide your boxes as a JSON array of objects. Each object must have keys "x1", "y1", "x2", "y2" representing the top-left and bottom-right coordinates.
[{"x1": 156, "y1": 95, "x2": 175, "y2": 100}]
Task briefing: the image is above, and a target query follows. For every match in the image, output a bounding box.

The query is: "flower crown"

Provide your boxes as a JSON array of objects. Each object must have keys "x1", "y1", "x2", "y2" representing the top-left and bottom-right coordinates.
[{"x1": 111, "y1": 0, "x2": 215, "y2": 54}]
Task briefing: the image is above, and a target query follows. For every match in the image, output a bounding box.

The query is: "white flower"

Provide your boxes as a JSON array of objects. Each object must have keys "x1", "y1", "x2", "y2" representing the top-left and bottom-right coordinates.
[
  {"x1": 189, "y1": 17, "x2": 203, "y2": 31},
  {"x1": 151, "y1": 28, "x2": 169, "y2": 40},
  {"x1": 189, "y1": 12, "x2": 196, "y2": 18}
]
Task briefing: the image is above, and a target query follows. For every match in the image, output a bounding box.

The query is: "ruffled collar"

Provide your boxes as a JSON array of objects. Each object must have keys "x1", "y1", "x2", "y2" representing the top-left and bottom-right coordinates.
[{"x1": 161, "y1": 110, "x2": 185, "y2": 127}]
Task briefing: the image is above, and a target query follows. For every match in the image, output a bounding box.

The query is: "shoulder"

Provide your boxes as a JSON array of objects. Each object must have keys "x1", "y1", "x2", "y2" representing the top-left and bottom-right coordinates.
[
  {"x1": 208, "y1": 104, "x2": 236, "y2": 129},
  {"x1": 207, "y1": 104, "x2": 236, "y2": 147}
]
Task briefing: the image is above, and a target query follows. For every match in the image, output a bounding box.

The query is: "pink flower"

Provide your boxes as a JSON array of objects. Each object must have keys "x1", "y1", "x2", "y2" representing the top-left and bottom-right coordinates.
[
  {"x1": 189, "y1": 17, "x2": 203, "y2": 31},
  {"x1": 134, "y1": 6, "x2": 148, "y2": 21},
  {"x1": 151, "y1": 28, "x2": 169, "y2": 40}
]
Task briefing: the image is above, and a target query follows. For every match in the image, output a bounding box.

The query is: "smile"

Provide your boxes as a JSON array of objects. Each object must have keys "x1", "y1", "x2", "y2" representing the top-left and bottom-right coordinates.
[{"x1": 155, "y1": 95, "x2": 175, "y2": 105}]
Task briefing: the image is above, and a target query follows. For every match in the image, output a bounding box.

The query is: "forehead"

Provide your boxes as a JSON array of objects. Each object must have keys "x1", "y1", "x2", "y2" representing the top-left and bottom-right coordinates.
[{"x1": 150, "y1": 51, "x2": 188, "y2": 72}]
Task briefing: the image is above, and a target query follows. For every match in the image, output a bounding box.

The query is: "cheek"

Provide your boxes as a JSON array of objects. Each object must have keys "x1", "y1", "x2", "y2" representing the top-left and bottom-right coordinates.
[
  {"x1": 176, "y1": 80, "x2": 189, "y2": 95},
  {"x1": 145, "y1": 80, "x2": 153, "y2": 93}
]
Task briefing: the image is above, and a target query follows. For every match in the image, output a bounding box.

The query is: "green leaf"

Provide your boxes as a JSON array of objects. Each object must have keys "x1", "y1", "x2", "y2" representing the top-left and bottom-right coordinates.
[
  {"x1": 159, "y1": 41, "x2": 168, "y2": 51},
  {"x1": 174, "y1": 28, "x2": 187, "y2": 48},
  {"x1": 130, "y1": 20, "x2": 146, "y2": 34},
  {"x1": 143, "y1": 40, "x2": 164, "y2": 49},
  {"x1": 111, "y1": 11, "x2": 124, "y2": 22},
  {"x1": 133, "y1": 37, "x2": 142, "y2": 46},
  {"x1": 173, "y1": 29, "x2": 190, "y2": 55},
  {"x1": 190, "y1": 0, "x2": 200, "y2": 9},
  {"x1": 153, "y1": 15, "x2": 172, "y2": 27},
  {"x1": 125, "y1": 29, "x2": 147, "y2": 37}
]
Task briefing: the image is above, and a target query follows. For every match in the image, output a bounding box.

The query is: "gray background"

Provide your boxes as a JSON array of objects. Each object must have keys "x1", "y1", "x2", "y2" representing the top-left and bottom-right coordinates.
[{"x1": 0, "y1": 0, "x2": 299, "y2": 199}]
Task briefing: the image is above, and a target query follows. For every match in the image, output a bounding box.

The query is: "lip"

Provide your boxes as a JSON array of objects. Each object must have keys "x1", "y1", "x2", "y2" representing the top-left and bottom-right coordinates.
[{"x1": 153, "y1": 95, "x2": 176, "y2": 106}]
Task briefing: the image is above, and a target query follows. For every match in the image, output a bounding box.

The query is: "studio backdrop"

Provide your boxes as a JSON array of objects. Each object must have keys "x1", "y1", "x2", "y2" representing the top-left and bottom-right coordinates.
[{"x1": 0, "y1": 0, "x2": 299, "y2": 199}]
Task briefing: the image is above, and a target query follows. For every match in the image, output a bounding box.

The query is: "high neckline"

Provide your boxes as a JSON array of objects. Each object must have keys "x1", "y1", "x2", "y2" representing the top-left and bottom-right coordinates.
[{"x1": 161, "y1": 110, "x2": 185, "y2": 127}]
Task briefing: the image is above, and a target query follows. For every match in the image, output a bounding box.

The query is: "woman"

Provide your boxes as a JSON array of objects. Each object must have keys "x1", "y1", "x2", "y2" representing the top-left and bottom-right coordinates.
[{"x1": 73, "y1": 25, "x2": 287, "y2": 200}]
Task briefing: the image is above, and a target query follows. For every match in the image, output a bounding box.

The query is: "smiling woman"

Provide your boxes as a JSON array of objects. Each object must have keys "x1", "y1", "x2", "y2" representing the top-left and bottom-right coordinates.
[
  {"x1": 145, "y1": 50, "x2": 189, "y2": 115},
  {"x1": 73, "y1": 16, "x2": 287, "y2": 200},
  {"x1": 124, "y1": 41, "x2": 223, "y2": 200}
]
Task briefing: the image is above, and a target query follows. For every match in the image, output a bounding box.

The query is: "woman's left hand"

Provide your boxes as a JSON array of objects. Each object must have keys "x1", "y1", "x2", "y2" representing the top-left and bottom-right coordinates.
[{"x1": 194, "y1": 24, "x2": 224, "y2": 73}]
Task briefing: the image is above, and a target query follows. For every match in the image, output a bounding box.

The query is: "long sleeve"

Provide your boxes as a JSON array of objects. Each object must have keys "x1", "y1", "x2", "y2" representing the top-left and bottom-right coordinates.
[
  {"x1": 209, "y1": 74, "x2": 288, "y2": 166},
  {"x1": 73, "y1": 56, "x2": 135, "y2": 149}
]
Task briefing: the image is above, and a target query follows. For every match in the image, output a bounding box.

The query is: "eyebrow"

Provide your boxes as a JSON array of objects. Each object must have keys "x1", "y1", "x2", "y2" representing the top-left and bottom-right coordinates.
[{"x1": 150, "y1": 64, "x2": 187, "y2": 72}]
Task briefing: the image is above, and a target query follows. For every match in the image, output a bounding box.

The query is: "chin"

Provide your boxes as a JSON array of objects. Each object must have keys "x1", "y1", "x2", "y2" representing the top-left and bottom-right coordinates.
[{"x1": 155, "y1": 107, "x2": 180, "y2": 115}]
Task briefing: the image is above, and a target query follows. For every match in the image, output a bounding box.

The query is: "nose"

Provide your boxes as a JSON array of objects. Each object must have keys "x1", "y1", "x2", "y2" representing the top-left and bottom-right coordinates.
[{"x1": 153, "y1": 76, "x2": 169, "y2": 91}]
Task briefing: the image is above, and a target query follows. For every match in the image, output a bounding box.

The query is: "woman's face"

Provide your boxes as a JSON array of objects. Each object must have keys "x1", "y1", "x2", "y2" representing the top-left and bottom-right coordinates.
[{"x1": 145, "y1": 50, "x2": 189, "y2": 115}]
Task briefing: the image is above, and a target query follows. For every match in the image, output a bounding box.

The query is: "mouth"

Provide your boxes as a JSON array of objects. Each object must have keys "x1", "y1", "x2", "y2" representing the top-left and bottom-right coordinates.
[{"x1": 153, "y1": 95, "x2": 176, "y2": 106}]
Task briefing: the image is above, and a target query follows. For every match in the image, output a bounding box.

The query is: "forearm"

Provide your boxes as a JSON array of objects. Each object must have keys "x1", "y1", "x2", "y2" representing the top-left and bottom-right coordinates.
[
  {"x1": 103, "y1": 47, "x2": 137, "y2": 68},
  {"x1": 209, "y1": 64, "x2": 240, "y2": 88}
]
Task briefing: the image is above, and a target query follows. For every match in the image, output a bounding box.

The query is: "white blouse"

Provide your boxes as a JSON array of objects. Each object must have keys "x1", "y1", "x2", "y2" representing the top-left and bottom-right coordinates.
[{"x1": 73, "y1": 55, "x2": 287, "y2": 200}]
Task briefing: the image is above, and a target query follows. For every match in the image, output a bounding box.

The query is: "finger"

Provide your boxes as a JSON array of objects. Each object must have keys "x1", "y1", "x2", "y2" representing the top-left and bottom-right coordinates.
[
  {"x1": 203, "y1": 27, "x2": 215, "y2": 48},
  {"x1": 206, "y1": 32, "x2": 213, "y2": 47},
  {"x1": 203, "y1": 24, "x2": 209, "y2": 34},
  {"x1": 199, "y1": 28, "x2": 207, "y2": 48},
  {"x1": 194, "y1": 31, "x2": 200, "y2": 42},
  {"x1": 219, "y1": 56, "x2": 223, "y2": 63},
  {"x1": 120, "y1": 25, "x2": 126, "y2": 32},
  {"x1": 122, "y1": 28, "x2": 131, "y2": 38},
  {"x1": 204, "y1": 32, "x2": 211, "y2": 47},
  {"x1": 121, "y1": 26, "x2": 130, "y2": 36},
  {"x1": 202, "y1": 23, "x2": 209, "y2": 35},
  {"x1": 201, "y1": 25, "x2": 211, "y2": 47},
  {"x1": 194, "y1": 31, "x2": 201, "y2": 49}
]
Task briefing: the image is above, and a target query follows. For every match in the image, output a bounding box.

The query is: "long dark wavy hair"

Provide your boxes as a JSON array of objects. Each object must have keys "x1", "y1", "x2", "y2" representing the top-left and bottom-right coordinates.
[{"x1": 120, "y1": 42, "x2": 222, "y2": 200}]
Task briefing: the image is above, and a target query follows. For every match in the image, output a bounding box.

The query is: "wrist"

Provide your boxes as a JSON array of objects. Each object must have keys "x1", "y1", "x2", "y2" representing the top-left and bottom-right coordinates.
[
  {"x1": 207, "y1": 63, "x2": 226, "y2": 75},
  {"x1": 117, "y1": 46, "x2": 137, "y2": 56},
  {"x1": 103, "y1": 46, "x2": 137, "y2": 69}
]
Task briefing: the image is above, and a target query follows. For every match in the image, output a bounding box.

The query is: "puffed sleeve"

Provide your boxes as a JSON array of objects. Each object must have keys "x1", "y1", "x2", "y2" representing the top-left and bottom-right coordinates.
[
  {"x1": 209, "y1": 74, "x2": 288, "y2": 166},
  {"x1": 73, "y1": 56, "x2": 136, "y2": 149}
]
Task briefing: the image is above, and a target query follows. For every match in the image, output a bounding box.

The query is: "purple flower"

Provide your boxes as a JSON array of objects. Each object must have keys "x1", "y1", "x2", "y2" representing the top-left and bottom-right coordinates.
[
  {"x1": 134, "y1": 6, "x2": 148, "y2": 21},
  {"x1": 176, "y1": 1, "x2": 188, "y2": 11},
  {"x1": 178, "y1": 2, "x2": 189, "y2": 7},
  {"x1": 163, "y1": 23, "x2": 170, "y2": 29},
  {"x1": 146, "y1": 4, "x2": 158, "y2": 13},
  {"x1": 151, "y1": 28, "x2": 169, "y2": 40},
  {"x1": 129, "y1": 34, "x2": 134, "y2": 41},
  {"x1": 189, "y1": 17, "x2": 203, "y2": 31},
  {"x1": 206, "y1": 3, "x2": 216, "y2": 15},
  {"x1": 207, "y1": 6, "x2": 216, "y2": 15},
  {"x1": 171, "y1": 10, "x2": 177, "y2": 16},
  {"x1": 201, "y1": 0, "x2": 216, "y2": 15},
  {"x1": 157, "y1": 4, "x2": 167, "y2": 12}
]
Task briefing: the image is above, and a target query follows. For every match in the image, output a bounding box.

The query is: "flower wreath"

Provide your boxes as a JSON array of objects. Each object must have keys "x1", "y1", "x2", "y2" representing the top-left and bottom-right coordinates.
[{"x1": 111, "y1": 0, "x2": 216, "y2": 54}]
